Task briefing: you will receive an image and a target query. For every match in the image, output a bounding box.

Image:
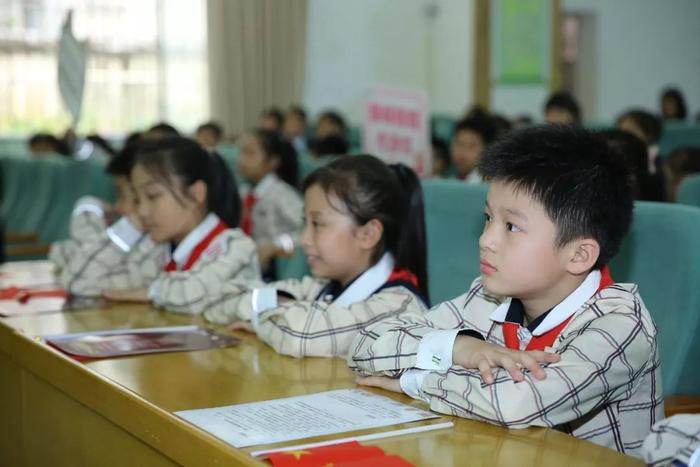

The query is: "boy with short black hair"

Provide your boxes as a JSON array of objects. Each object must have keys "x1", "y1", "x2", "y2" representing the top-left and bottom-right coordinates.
[{"x1": 350, "y1": 125, "x2": 663, "y2": 458}]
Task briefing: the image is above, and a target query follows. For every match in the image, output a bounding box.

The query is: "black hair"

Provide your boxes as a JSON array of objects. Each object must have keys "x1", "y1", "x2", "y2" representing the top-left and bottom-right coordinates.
[
  {"x1": 196, "y1": 121, "x2": 223, "y2": 140},
  {"x1": 318, "y1": 110, "x2": 347, "y2": 134},
  {"x1": 309, "y1": 135, "x2": 349, "y2": 157},
  {"x1": 431, "y1": 135, "x2": 450, "y2": 169},
  {"x1": 251, "y1": 128, "x2": 299, "y2": 188},
  {"x1": 616, "y1": 109, "x2": 662, "y2": 144},
  {"x1": 660, "y1": 87, "x2": 688, "y2": 120},
  {"x1": 478, "y1": 125, "x2": 633, "y2": 269},
  {"x1": 453, "y1": 116, "x2": 497, "y2": 146},
  {"x1": 261, "y1": 107, "x2": 284, "y2": 129},
  {"x1": 598, "y1": 129, "x2": 665, "y2": 202},
  {"x1": 86, "y1": 134, "x2": 116, "y2": 157},
  {"x1": 302, "y1": 155, "x2": 429, "y2": 300},
  {"x1": 287, "y1": 105, "x2": 307, "y2": 123},
  {"x1": 106, "y1": 139, "x2": 141, "y2": 177},
  {"x1": 147, "y1": 122, "x2": 180, "y2": 137},
  {"x1": 28, "y1": 133, "x2": 70, "y2": 156},
  {"x1": 544, "y1": 91, "x2": 582, "y2": 124},
  {"x1": 133, "y1": 137, "x2": 241, "y2": 228}
]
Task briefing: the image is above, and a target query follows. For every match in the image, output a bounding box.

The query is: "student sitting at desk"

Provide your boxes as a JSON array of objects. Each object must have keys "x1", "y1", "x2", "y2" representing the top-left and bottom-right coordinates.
[
  {"x1": 103, "y1": 137, "x2": 260, "y2": 314},
  {"x1": 49, "y1": 140, "x2": 168, "y2": 295},
  {"x1": 350, "y1": 125, "x2": 663, "y2": 458},
  {"x1": 203, "y1": 155, "x2": 429, "y2": 358}
]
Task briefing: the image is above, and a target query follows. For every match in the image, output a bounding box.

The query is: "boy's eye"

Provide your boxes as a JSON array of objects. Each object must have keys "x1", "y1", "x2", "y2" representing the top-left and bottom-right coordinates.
[
  {"x1": 484, "y1": 213, "x2": 491, "y2": 222},
  {"x1": 506, "y1": 222, "x2": 521, "y2": 233}
]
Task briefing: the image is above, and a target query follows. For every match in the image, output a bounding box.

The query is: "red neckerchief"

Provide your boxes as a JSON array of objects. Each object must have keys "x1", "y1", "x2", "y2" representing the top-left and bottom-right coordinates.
[
  {"x1": 386, "y1": 268, "x2": 419, "y2": 289},
  {"x1": 240, "y1": 192, "x2": 257, "y2": 236},
  {"x1": 502, "y1": 266, "x2": 614, "y2": 351},
  {"x1": 164, "y1": 221, "x2": 228, "y2": 272}
]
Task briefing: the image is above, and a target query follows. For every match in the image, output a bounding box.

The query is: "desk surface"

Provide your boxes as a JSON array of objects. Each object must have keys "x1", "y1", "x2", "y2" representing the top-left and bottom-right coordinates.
[{"x1": 0, "y1": 261, "x2": 642, "y2": 466}]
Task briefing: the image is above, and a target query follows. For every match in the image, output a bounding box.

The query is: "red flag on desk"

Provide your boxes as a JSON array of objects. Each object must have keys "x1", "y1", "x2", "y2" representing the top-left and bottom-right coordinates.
[{"x1": 266, "y1": 441, "x2": 413, "y2": 467}]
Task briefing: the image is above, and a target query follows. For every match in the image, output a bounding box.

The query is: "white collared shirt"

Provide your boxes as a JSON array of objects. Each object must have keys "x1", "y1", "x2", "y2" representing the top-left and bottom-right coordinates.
[
  {"x1": 250, "y1": 253, "x2": 395, "y2": 331},
  {"x1": 169, "y1": 213, "x2": 221, "y2": 270}
]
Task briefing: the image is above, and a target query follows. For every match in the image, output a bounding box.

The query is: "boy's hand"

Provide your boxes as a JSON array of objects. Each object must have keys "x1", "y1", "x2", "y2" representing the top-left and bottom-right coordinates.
[
  {"x1": 453, "y1": 336, "x2": 561, "y2": 384},
  {"x1": 355, "y1": 375, "x2": 402, "y2": 393}
]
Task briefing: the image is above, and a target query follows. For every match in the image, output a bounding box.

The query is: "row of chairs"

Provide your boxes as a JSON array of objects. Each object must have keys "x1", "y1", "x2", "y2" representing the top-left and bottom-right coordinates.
[{"x1": 2, "y1": 156, "x2": 700, "y2": 398}]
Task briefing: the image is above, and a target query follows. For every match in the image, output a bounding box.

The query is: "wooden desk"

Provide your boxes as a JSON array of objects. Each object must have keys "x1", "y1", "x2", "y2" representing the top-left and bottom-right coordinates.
[{"x1": 0, "y1": 262, "x2": 642, "y2": 466}]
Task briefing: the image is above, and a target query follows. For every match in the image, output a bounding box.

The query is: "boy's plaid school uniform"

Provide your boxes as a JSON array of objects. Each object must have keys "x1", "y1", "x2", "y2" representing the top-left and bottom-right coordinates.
[
  {"x1": 643, "y1": 414, "x2": 700, "y2": 466},
  {"x1": 348, "y1": 275, "x2": 663, "y2": 458},
  {"x1": 50, "y1": 204, "x2": 168, "y2": 296}
]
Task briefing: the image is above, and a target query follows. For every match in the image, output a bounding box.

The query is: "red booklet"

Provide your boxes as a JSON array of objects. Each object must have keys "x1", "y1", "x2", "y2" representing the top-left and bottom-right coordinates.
[{"x1": 44, "y1": 326, "x2": 239, "y2": 360}]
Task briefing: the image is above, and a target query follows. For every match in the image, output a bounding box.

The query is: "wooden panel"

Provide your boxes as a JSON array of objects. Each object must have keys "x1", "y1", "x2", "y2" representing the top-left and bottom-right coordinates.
[
  {"x1": 473, "y1": 0, "x2": 491, "y2": 109},
  {"x1": 21, "y1": 370, "x2": 178, "y2": 467},
  {"x1": 0, "y1": 351, "x2": 22, "y2": 467}
]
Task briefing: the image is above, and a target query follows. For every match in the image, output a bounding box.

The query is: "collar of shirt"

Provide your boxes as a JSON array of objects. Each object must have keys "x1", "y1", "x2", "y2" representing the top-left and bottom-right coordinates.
[
  {"x1": 320, "y1": 252, "x2": 395, "y2": 307},
  {"x1": 170, "y1": 213, "x2": 221, "y2": 269},
  {"x1": 489, "y1": 268, "x2": 602, "y2": 336}
]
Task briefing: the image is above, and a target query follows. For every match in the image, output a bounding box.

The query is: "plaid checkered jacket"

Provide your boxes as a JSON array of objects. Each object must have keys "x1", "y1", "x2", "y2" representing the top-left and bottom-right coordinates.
[
  {"x1": 204, "y1": 276, "x2": 428, "y2": 358},
  {"x1": 643, "y1": 414, "x2": 700, "y2": 466},
  {"x1": 49, "y1": 210, "x2": 168, "y2": 296},
  {"x1": 348, "y1": 277, "x2": 663, "y2": 458},
  {"x1": 241, "y1": 175, "x2": 303, "y2": 247},
  {"x1": 151, "y1": 228, "x2": 261, "y2": 315}
]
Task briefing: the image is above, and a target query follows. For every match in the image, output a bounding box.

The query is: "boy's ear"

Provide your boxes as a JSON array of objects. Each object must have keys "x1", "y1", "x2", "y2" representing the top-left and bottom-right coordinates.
[
  {"x1": 357, "y1": 219, "x2": 384, "y2": 251},
  {"x1": 190, "y1": 180, "x2": 208, "y2": 206},
  {"x1": 566, "y1": 238, "x2": 600, "y2": 274}
]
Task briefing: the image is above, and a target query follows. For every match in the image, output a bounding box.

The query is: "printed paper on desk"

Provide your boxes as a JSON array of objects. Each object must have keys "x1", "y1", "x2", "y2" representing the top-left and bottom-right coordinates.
[{"x1": 175, "y1": 388, "x2": 438, "y2": 448}]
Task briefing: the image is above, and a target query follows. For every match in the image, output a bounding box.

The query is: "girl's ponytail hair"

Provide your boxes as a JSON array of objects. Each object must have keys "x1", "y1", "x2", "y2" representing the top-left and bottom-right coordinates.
[
  {"x1": 387, "y1": 163, "x2": 428, "y2": 301},
  {"x1": 133, "y1": 136, "x2": 241, "y2": 228},
  {"x1": 302, "y1": 155, "x2": 429, "y2": 301}
]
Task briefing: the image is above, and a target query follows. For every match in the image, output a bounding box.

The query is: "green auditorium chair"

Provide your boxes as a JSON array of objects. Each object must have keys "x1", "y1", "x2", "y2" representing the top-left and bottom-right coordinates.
[
  {"x1": 421, "y1": 179, "x2": 487, "y2": 304},
  {"x1": 659, "y1": 123, "x2": 700, "y2": 156},
  {"x1": 677, "y1": 173, "x2": 700, "y2": 208},
  {"x1": 610, "y1": 201, "x2": 700, "y2": 399}
]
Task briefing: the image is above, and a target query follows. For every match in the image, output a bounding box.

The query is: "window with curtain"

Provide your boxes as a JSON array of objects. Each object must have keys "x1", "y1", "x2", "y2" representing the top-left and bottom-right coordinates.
[{"x1": 0, "y1": 0, "x2": 208, "y2": 136}]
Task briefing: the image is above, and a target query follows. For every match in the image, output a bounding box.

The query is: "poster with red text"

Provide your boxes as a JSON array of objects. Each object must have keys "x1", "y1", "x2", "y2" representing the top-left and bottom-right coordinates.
[{"x1": 363, "y1": 86, "x2": 430, "y2": 177}]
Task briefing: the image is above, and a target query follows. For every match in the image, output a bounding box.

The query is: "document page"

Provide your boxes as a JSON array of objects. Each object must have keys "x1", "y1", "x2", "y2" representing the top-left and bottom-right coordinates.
[{"x1": 176, "y1": 389, "x2": 438, "y2": 448}]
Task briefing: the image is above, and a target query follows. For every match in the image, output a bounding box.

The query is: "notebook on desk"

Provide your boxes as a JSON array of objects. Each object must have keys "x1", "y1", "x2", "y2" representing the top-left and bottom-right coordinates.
[{"x1": 43, "y1": 325, "x2": 239, "y2": 360}]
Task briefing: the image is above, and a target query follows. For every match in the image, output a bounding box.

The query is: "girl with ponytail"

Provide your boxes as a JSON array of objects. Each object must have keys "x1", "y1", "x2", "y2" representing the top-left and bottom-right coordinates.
[
  {"x1": 203, "y1": 154, "x2": 429, "y2": 357},
  {"x1": 103, "y1": 137, "x2": 261, "y2": 314}
]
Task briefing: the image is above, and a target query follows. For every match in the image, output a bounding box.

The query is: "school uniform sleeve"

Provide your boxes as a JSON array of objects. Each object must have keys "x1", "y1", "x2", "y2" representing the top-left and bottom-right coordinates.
[
  {"x1": 203, "y1": 276, "x2": 325, "y2": 325},
  {"x1": 56, "y1": 219, "x2": 167, "y2": 296},
  {"x1": 643, "y1": 415, "x2": 700, "y2": 467},
  {"x1": 348, "y1": 279, "x2": 486, "y2": 377},
  {"x1": 254, "y1": 285, "x2": 429, "y2": 358},
  {"x1": 355, "y1": 288, "x2": 661, "y2": 436},
  {"x1": 49, "y1": 198, "x2": 108, "y2": 270},
  {"x1": 151, "y1": 230, "x2": 261, "y2": 315}
]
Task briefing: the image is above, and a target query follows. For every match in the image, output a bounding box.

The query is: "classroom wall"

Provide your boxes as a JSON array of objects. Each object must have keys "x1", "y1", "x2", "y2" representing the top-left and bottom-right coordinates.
[
  {"x1": 303, "y1": 0, "x2": 474, "y2": 125},
  {"x1": 563, "y1": 0, "x2": 700, "y2": 122}
]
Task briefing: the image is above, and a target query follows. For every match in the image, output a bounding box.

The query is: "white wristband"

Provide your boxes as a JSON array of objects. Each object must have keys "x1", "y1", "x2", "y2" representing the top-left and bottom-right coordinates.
[{"x1": 399, "y1": 369, "x2": 430, "y2": 402}]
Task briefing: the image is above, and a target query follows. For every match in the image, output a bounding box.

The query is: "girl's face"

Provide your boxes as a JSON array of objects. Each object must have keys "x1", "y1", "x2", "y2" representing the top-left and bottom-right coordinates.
[
  {"x1": 113, "y1": 175, "x2": 136, "y2": 217},
  {"x1": 451, "y1": 129, "x2": 484, "y2": 179},
  {"x1": 238, "y1": 134, "x2": 278, "y2": 184},
  {"x1": 131, "y1": 163, "x2": 206, "y2": 243},
  {"x1": 662, "y1": 96, "x2": 679, "y2": 118},
  {"x1": 300, "y1": 184, "x2": 373, "y2": 286}
]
